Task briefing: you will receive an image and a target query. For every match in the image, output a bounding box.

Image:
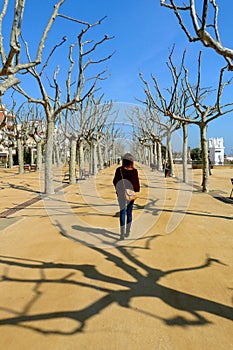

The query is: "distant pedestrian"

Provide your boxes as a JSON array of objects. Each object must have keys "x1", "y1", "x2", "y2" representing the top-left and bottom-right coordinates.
[
  {"x1": 164, "y1": 160, "x2": 171, "y2": 178},
  {"x1": 113, "y1": 153, "x2": 140, "y2": 240}
]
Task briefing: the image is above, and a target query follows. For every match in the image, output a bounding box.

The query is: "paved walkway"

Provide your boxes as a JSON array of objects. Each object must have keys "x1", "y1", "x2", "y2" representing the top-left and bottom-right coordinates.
[{"x1": 0, "y1": 164, "x2": 232, "y2": 350}]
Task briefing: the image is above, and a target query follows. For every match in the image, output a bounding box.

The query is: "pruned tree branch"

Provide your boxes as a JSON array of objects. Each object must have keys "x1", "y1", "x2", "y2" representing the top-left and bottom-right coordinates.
[{"x1": 161, "y1": 0, "x2": 233, "y2": 70}]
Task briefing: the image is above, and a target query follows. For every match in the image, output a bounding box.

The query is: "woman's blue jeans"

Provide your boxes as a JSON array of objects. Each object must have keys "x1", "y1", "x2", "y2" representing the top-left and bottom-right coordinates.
[{"x1": 118, "y1": 197, "x2": 134, "y2": 234}]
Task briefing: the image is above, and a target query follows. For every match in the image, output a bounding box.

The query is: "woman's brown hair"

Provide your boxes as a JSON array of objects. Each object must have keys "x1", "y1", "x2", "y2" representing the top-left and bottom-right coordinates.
[{"x1": 122, "y1": 153, "x2": 134, "y2": 168}]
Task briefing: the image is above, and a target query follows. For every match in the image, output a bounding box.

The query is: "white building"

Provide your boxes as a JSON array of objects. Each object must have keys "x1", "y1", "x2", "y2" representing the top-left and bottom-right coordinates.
[{"x1": 208, "y1": 137, "x2": 225, "y2": 165}]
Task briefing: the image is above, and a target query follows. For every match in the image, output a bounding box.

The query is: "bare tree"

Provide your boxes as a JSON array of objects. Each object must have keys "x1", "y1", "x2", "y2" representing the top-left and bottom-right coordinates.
[
  {"x1": 25, "y1": 103, "x2": 46, "y2": 171},
  {"x1": 140, "y1": 47, "x2": 194, "y2": 182},
  {"x1": 64, "y1": 95, "x2": 113, "y2": 182},
  {"x1": 0, "y1": 99, "x2": 27, "y2": 173},
  {"x1": 129, "y1": 107, "x2": 165, "y2": 170},
  {"x1": 84, "y1": 97, "x2": 113, "y2": 176},
  {"x1": 139, "y1": 44, "x2": 233, "y2": 190},
  {"x1": 28, "y1": 118, "x2": 45, "y2": 171},
  {"x1": 92, "y1": 102, "x2": 114, "y2": 172},
  {"x1": 0, "y1": 103, "x2": 16, "y2": 168},
  {"x1": 166, "y1": 52, "x2": 233, "y2": 192},
  {"x1": 12, "y1": 106, "x2": 26, "y2": 174},
  {"x1": 14, "y1": 16, "x2": 114, "y2": 194},
  {"x1": 0, "y1": 0, "x2": 66, "y2": 95},
  {"x1": 160, "y1": 0, "x2": 233, "y2": 70},
  {"x1": 139, "y1": 60, "x2": 182, "y2": 178},
  {"x1": 102, "y1": 123, "x2": 121, "y2": 166}
]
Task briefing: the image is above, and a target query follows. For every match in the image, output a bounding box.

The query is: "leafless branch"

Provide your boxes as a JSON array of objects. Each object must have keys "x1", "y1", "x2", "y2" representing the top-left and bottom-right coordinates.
[
  {"x1": 161, "y1": 0, "x2": 233, "y2": 70},
  {"x1": 40, "y1": 36, "x2": 67, "y2": 76},
  {"x1": 0, "y1": 1, "x2": 66, "y2": 77},
  {"x1": 0, "y1": 0, "x2": 68, "y2": 95},
  {"x1": 58, "y1": 14, "x2": 107, "y2": 27}
]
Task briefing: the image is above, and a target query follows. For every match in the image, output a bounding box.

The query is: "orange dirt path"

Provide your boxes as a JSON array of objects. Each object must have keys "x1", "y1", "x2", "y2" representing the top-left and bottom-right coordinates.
[{"x1": 0, "y1": 164, "x2": 232, "y2": 350}]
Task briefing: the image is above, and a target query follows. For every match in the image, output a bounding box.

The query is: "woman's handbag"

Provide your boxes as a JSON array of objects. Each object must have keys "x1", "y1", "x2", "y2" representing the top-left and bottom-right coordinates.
[
  {"x1": 120, "y1": 168, "x2": 137, "y2": 201},
  {"x1": 125, "y1": 188, "x2": 137, "y2": 201}
]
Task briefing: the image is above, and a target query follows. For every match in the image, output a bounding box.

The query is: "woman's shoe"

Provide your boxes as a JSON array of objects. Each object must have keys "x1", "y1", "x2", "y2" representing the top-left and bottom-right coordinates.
[
  {"x1": 120, "y1": 234, "x2": 125, "y2": 240},
  {"x1": 125, "y1": 231, "x2": 130, "y2": 237}
]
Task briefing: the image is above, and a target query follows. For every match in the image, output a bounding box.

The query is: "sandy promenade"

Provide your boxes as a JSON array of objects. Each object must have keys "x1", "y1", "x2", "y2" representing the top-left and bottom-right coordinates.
[{"x1": 0, "y1": 163, "x2": 232, "y2": 350}]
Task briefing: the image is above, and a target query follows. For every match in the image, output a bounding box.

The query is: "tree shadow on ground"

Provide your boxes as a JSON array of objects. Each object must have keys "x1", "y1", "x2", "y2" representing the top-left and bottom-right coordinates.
[
  {"x1": 212, "y1": 196, "x2": 233, "y2": 205},
  {"x1": 157, "y1": 207, "x2": 233, "y2": 220},
  {"x1": 8, "y1": 182, "x2": 41, "y2": 194},
  {"x1": 133, "y1": 197, "x2": 232, "y2": 220},
  {"x1": 72, "y1": 224, "x2": 119, "y2": 240},
  {"x1": 0, "y1": 231, "x2": 232, "y2": 336}
]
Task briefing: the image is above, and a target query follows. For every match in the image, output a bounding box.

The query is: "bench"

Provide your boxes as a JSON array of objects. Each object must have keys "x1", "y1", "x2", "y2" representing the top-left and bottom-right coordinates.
[
  {"x1": 24, "y1": 164, "x2": 30, "y2": 172},
  {"x1": 63, "y1": 172, "x2": 70, "y2": 182},
  {"x1": 30, "y1": 164, "x2": 37, "y2": 171}
]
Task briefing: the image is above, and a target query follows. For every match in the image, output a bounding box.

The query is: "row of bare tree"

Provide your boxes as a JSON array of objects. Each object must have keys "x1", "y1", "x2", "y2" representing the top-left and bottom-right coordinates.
[
  {"x1": 0, "y1": 1, "x2": 122, "y2": 194},
  {"x1": 133, "y1": 47, "x2": 232, "y2": 192},
  {"x1": 158, "y1": 1, "x2": 233, "y2": 190},
  {"x1": 0, "y1": 98, "x2": 119, "y2": 177},
  {"x1": 129, "y1": 1, "x2": 233, "y2": 192},
  {"x1": 0, "y1": 1, "x2": 232, "y2": 194}
]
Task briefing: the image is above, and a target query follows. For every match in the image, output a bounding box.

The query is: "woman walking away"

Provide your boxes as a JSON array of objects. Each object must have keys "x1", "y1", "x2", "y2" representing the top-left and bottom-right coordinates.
[{"x1": 113, "y1": 153, "x2": 140, "y2": 240}]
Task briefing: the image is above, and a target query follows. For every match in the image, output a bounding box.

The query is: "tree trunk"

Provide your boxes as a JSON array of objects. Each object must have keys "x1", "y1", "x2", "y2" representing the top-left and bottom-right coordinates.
[
  {"x1": 17, "y1": 138, "x2": 24, "y2": 174},
  {"x1": 8, "y1": 146, "x2": 14, "y2": 168},
  {"x1": 157, "y1": 142, "x2": 163, "y2": 171},
  {"x1": 149, "y1": 145, "x2": 152, "y2": 166},
  {"x1": 92, "y1": 142, "x2": 98, "y2": 175},
  {"x1": 98, "y1": 141, "x2": 104, "y2": 170},
  {"x1": 30, "y1": 147, "x2": 34, "y2": 165},
  {"x1": 187, "y1": 146, "x2": 191, "y2": 162},
  {"x1": 112, "y1": 143, "x2": 116, "y2": 164},
  {"x1": 54, "y1": 142, "x2": 62, "y2": 168},
  {"x1": 89, "y1": 144, "x2": 92, "y2": 174},
  {"x1": 63, "y1": 143, "x2": 69, "y2": 164},
  {"x1": 36, "y1": 141, "x2": 42, "y2": 171},
  {"x1": 108, "y1": 146, "x2": 112, "y2": 166},
  {"x1": 167, "y1": 132, "x2": 174, "y2": 176},
  {"x1": 153, "y1": 141, "x2": 157, "y2": 165},
  {"x1": 143, "y1": 146, "x2": 147, "y2": 165},
  {"x1": 200, "y1": 123, "x2": 209, "y2": 192},
  {"x1": 182, "y1": 123, "x2": 188, "y2": 183},
  {"x1": 104, "y1": 146, "x2": 108, "y2": 166},
  {"x1": 44, "y1": 119, "x2": 55, "y2": 195},
  {"x1": 78, "y1": 140, "x2": 85, "y2": 177},
  {"x1": 69, "y1": 138, "x2": 77, "y2": 184}
]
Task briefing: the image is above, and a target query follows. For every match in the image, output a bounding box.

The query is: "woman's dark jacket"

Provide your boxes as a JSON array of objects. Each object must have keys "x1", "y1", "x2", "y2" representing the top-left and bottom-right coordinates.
[{"x1": 113, "y1": 166, "x2": 140, "y2": 197}]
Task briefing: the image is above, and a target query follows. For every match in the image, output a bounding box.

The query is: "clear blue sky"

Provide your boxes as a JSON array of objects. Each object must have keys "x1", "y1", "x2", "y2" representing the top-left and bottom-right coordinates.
[{"x1": 3, "y1": 0, "x2": 233, "y2": 154}]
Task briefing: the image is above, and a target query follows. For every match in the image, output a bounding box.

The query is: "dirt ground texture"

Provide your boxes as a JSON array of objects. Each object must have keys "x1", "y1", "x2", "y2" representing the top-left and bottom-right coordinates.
[{"x1": 0, "y1": 163, "x2": 232, "y2": 350}]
